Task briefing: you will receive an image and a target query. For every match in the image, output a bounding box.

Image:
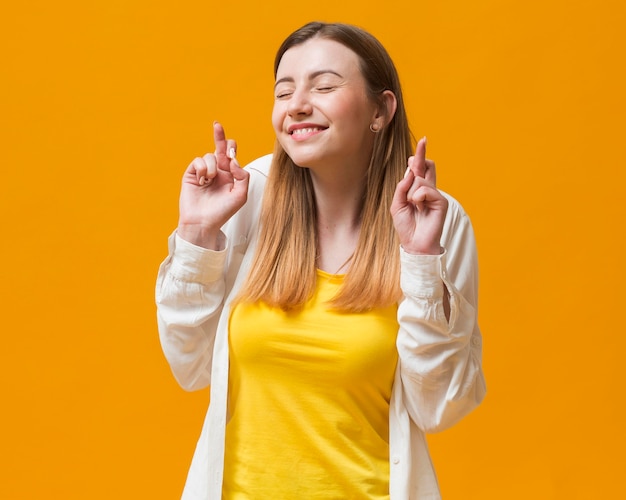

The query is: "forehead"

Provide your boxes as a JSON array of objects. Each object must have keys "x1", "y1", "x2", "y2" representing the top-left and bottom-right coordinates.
[{"x1": 276, "y1": 38, "x2": 362, "y2": 78}]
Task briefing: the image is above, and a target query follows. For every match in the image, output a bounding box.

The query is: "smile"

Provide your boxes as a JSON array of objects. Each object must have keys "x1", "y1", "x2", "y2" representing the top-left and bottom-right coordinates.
[{"x1": 290, "y1": 127, "x2": 326, "y2": 136}]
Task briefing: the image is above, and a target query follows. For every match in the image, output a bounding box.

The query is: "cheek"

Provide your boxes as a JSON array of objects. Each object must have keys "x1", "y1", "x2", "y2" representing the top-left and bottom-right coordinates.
[
  {"x1": 271, "y1": 104, "x2": 291, "y2": 152},
  {"x1": 334, "y1": 95, "x2": 373, "y2": 127},
  {"x1": 271, "y1": 104, "x2": 284, "y2": 134}
]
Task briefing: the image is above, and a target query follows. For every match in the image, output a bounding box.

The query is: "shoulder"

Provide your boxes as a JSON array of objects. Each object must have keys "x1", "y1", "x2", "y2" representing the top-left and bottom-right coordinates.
[
  {"x1": 439, "y1": 190, "x2": 477, "y2": 252},
  {"x1": 440, "y1": 190, "x2": 469, "y2": 222},
  {"x1": 241, "y1": 153, "x2": 272, "y2": 203},
  {"x1": 245, "y1": 153, "x2": 272, "y2": 178}
]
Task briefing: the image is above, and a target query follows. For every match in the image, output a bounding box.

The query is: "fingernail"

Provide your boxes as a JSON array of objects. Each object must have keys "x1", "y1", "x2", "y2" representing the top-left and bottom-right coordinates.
[
  {"x1": 423, "y1": 136, "x2": 427, "y2": 146},
  {"x1": 404, "y1": 166, "x2": 411, "y2": 178},
  {"x1": 229, "y1": 147, "x2": 236, "y2": 159},
  {"x1": 199, "y1": 176, "x2": 206, "y2": 185}
]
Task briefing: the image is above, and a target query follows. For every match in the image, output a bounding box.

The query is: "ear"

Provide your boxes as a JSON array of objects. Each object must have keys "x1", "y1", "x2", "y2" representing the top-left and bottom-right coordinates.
[{"x1": 374, "y1": 90, "x2": 398, "y2": 127}]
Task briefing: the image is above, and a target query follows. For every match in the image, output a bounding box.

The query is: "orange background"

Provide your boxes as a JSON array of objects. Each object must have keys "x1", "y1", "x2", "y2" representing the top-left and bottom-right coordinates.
[{"x1": 2, "y1": 1, "x2": 624, "y2": 498}]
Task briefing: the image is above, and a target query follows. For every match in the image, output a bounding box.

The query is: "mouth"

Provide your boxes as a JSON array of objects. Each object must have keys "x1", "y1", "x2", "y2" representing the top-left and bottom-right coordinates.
[
  {"x1": 288, "y1": 125, "x2": 328, "y2": 136},
  {"x1": 289, "y1": 126, "x2": 328, "y2": 141}
]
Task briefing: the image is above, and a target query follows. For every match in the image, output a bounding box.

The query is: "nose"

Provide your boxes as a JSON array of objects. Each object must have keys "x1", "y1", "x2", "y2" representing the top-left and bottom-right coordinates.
[{"x1": 287, "y1": 89, "x2": 313, "y2": 116}]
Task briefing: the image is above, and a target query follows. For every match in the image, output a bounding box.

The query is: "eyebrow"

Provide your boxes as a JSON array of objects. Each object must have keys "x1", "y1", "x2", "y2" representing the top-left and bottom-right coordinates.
[{"x1": 274, "y1": 70, "x2": 343, "y2": 89}]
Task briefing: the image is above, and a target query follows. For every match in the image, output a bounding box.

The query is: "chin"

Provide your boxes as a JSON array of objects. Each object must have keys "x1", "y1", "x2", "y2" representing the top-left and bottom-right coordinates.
[
  {"x1": 282, "y1": 148, "x2": 319, "y2": 169},
  {"x1": 287, "y1": 158, "x2": 312, "y2": 169},
  {"x1": 285, "y1": 146, "x2": 341, "y2": 169}
]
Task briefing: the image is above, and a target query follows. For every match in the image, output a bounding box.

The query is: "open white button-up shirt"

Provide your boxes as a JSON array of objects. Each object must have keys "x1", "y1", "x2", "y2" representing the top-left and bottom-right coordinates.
[{"x1": 156, "y1": 154, "x2": 486, "y2": 499}]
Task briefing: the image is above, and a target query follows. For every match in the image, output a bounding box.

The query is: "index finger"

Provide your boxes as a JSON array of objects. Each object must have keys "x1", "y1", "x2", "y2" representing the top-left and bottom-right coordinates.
[
  {"x1": 213, "y1": 121, "x2": 228, "y2": 158},
  {"x1": 412, "y1": 136, "x2": 427, "y2": 179}
]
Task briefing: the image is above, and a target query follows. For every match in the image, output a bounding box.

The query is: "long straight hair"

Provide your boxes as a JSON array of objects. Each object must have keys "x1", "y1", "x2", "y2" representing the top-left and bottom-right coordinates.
[{"x1": 237, "y1": 22, "x2": 415, "y2": 312}]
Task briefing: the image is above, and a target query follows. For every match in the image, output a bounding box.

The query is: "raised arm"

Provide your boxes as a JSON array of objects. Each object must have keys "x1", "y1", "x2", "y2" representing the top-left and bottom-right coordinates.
[
  {"x1": 177, "y1": 122, "x2": 249, "y2": 249},
  {"x1": 391, "y1": 138, "x2": 485, "y2": 432},
  {"x1": 156, "y1": 123, "x2": 250, "y2": 391}
]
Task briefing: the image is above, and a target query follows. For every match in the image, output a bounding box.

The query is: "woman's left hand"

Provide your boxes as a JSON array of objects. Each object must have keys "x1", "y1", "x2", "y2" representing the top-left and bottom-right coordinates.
[{"x1": 390, "y1": 137, "x2": 448, "y2": 255}]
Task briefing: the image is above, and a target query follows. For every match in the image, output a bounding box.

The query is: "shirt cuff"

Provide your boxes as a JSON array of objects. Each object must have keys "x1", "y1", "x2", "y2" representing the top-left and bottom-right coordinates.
[
  {"x1": 400, "y1": 246, "x2": 447, "y2": 299},
  {"x1": 169, "y1": 233, "x2": 228, "y2": 284}
]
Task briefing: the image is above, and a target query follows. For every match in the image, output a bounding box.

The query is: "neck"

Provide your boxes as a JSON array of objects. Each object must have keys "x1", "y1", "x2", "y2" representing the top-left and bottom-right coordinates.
[{"x1": 310, "y1": 168, "x2": 366, "y2": 274}]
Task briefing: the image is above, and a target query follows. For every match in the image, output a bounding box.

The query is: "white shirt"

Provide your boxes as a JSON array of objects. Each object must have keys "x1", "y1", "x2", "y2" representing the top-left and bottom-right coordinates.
[{"x1": 156, "y1": 154, "x2": 486, "y2": 499}]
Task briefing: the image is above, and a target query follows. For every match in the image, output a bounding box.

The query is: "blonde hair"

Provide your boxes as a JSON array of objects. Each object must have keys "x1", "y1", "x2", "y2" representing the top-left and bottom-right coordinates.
[{"x1": 237, "y1": 22, "x2": 415, "y2": 312}]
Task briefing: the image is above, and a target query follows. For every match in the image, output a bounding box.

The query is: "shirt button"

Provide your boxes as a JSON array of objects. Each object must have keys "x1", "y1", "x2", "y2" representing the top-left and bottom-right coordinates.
[
  {"x1": 472, "y1": 337, "x2": 480, "y2": 346},
  {"x1": 392, "y1": 456, "x2": 400, "y2": 465}
]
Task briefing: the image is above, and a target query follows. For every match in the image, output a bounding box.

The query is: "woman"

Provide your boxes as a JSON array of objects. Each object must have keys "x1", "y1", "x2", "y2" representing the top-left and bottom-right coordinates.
[{"x1": 156, "y1": 21, "x2": 485, "y2": 499}]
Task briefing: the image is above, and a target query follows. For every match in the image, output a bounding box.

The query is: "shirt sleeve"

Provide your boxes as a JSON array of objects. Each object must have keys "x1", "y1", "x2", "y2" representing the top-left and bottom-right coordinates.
[
  {"x1": 155, "y1": 232, "x2": 229, "y2": 391},
  {"x1": 396, "y1": 195, "x2": 486, "y2": 433}
]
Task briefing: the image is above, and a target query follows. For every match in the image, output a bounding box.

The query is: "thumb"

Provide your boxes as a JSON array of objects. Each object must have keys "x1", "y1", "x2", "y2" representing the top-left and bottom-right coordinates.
[
  {"x1": 390, "y1": 167, "x2": 414, "y2": 214},
  {"x1": 230, "y1": 158, "x2": 249, "y2": 183}
]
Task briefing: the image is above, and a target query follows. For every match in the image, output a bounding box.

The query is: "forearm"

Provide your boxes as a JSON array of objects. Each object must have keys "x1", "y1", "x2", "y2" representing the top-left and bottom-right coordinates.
[
  {"x1": 396, "y1": 247, "x2": 485, "y2": 433},
  {"x1": 155, "y1": 232, "x2": 228, "y2": 390}
]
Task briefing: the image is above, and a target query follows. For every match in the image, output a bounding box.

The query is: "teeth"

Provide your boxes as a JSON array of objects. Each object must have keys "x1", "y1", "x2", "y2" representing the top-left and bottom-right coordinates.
[{"x1": 292, "y1": 127, "x2": 321, "y2": 135}]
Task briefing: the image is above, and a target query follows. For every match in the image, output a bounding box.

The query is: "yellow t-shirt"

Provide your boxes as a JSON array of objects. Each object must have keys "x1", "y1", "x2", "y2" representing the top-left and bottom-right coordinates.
[{"x1": 223, "y1": 270, "x2": 399, "y2": 499}]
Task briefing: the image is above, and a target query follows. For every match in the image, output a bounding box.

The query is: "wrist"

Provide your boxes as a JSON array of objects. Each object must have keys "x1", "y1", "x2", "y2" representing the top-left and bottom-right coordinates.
[
  {"x1": 176, "y1": 223, "x2": 223, "y2": 250},
  {"x1": 401, "y1": 244, "x2": 444, "y2": 256}
]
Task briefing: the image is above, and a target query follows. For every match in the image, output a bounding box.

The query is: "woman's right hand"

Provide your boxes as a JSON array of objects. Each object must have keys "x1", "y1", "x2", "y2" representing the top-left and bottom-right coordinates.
[{"x1": 177, "y1": 122, "x2": 250, "y2": 249}]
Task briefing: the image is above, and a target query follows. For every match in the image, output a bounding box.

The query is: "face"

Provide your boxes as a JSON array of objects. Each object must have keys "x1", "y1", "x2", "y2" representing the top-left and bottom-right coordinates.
[{"x1": 272, "y1": 38, "x2": 379, "y2": 174}]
